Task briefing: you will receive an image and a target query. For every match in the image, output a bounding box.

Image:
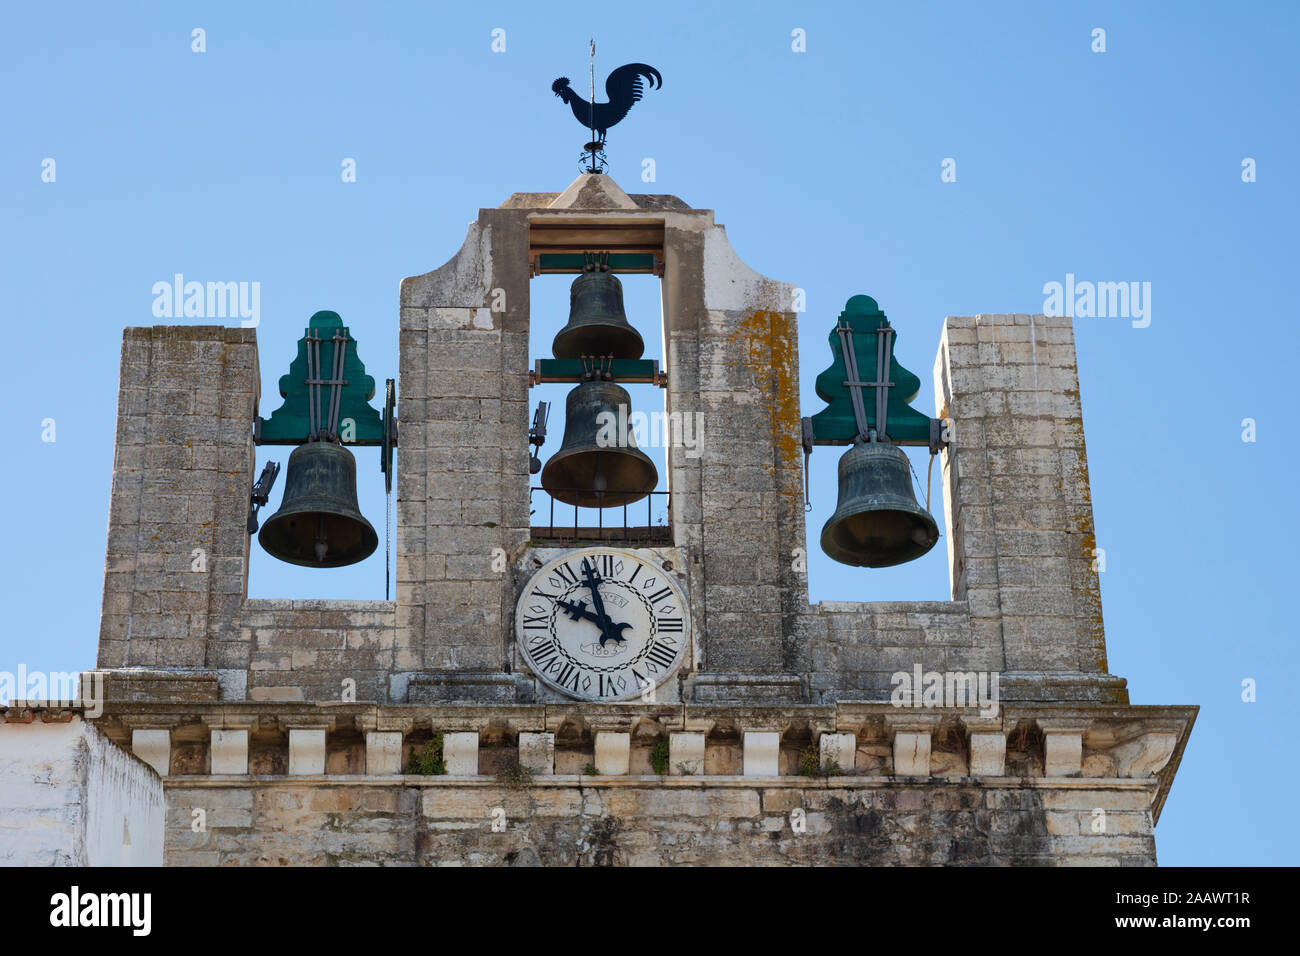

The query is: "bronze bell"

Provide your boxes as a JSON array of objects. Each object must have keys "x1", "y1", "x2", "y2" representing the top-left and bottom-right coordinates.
[
  {"x1": 540, "y1": 380, "x2": 658, "y2": 508},
  {"x1": 820, "y1": 440, "x2": 939, "y2": 568},
  {"x1": 551, "y1": 270, "x2": 645, "y2": 360},
  {"x1": 259, "y1": 441, "x2": 378, "y2": 568}
]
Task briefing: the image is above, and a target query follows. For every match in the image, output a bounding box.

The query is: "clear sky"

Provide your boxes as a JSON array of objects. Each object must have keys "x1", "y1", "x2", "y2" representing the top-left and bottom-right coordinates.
[{"x1": 3, "y1": 1, "x2": 1296, "y2": 865}]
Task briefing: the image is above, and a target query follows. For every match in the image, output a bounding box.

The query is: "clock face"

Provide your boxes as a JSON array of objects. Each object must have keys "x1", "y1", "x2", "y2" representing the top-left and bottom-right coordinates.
[{"x1": 516, "y1": 548, "x2": 689, "y2": 702}]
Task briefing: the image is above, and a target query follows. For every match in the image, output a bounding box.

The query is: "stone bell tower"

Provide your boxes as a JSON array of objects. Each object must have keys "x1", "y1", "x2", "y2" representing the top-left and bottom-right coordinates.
[{"x1": 79, "y1": 173, "x2": 1195, "y2": 867}]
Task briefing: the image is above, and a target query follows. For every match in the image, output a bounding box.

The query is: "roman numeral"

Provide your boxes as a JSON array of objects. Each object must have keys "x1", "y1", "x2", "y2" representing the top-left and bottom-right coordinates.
[
  {"x1": 598, "y1": 674, "x2": 619, "y2": 698},
  {"x1": 627, "y1": 564, "x2": 642, "y2": 585},
  {"x1": 601, "y1": 554, "x2": 616, "y2": 577},
  {"x1": 531, "y1": 589, "x2": 558, "y2": 601},
  {"x1": 553, "y1": 562, "x2": 578, "y2": 586},
  {"x1": 522, "y1": 614, "x2": 548, "y2": 629},
  {"x1": 646, "y1": 642, "x2": 677, "y2": 669},
  {"x1": 529, "y1": 640, "x2": 560, "y2": 669},
  {"x1": 554, "y1": 662, "x2": 582, "y2": 693},
  {"x1": 657, "y1": 616, "x2": 683, "y2": 632},
  {"x1": 647, "y1": 587, "x2": 673, "y2": 605}
]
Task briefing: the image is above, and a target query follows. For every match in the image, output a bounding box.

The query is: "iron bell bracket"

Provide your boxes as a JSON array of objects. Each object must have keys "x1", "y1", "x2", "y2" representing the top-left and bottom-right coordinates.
[
  {"x1": 256, "y1": 311, "x2": 388, "y2": 446},
  {"x1": 806, "y1": 295, "x2": 945, "y2": 453},
  {"x1": 530, "y1": 357, "x2": 665, "y2": 386}
]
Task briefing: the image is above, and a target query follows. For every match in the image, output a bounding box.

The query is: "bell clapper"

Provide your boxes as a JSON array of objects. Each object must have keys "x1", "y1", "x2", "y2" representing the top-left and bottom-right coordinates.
[{"x1": 314, "y1": 516, "x2": 328, "y2": 564}]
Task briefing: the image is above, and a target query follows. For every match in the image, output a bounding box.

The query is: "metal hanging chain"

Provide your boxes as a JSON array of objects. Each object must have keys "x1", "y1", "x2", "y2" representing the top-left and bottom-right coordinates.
[
  {"x1": 305, "y1": 331, "x2": 321, "y2": 440},
  {"x1": 836, "y1": 322, "x2": 869, "y2": 441},
  {"x1": 926, "y1": 450, "x2": 936, "y2": 512},
  {"x1": 302, "y1": 328, "x2": 351, "y2": 442},
  {"x1": 327, "y1": 330, "x2": 348, "y2": 440},
  {"x1": 837, "y1": 321, "x2": 895, "y2": 443},
  {"x1": 875, "y1": 325, "x2": 895, "y2": 444},
  {"x1": 385, "y1": 482, "x2": 392, "y2": 601}
]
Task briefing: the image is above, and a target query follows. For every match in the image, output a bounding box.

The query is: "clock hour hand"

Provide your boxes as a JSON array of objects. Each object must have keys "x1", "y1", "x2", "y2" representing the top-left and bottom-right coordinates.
[
  {"x1": 557, "y1": 596, "x2": 631, "y2": 646},
  {"x1": 581, "y1": 560, "x2": 628, "y2": 647}
]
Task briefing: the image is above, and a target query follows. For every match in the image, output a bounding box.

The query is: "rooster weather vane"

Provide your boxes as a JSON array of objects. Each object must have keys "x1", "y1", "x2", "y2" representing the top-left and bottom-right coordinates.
[{"x1": 553, "y1": 41, "x2": 661, "y2": 174}]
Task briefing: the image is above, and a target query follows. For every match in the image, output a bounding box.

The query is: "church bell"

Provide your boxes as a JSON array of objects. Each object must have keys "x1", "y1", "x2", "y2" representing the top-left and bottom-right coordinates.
[
  {"x1": 820, "y1": 440, "x2": 939, "y2": 568},
  {"x1": 551, "y1": 270, "x2": 645, "y2": 360},
  {"x1": 259, "y1": 440, "x2": 378, "y2": 568},
  {"x1": 540, "y1": 380, "x2": 658, "y2": 508}
]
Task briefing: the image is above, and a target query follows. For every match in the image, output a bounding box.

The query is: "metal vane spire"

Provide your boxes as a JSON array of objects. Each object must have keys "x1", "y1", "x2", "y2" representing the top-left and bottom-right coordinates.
[
  {"x1": 588, "y1": 39, "x2": 598, "y2": 173},
  {"x1": 551, "y1": 48, "x2": 662, "y2": 175}
]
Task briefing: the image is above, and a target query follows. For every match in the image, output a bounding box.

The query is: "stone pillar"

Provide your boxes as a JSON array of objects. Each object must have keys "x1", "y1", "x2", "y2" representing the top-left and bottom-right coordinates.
[
  {"x1": 819, "y1": 732, "x2": 856, "y2": 773},
  {"x1": 518, "y1": 732, "x2": 554, "y2": 775},
  {"x1": 398, "y1": 211, "x2": 529, "y2": 700},
  {"x1": 365, "y1": 731, "x2": 404, "y2": 775},
  {"x1": 1040, "y1": 720, "x2": 1086, "y2": 777},
  {"x1": 209, "y1": 728, "x2": 249, "y2": 775},
  {"x1": 594, "y1": 732, "x2": 630, "y2": 776},
  {"x1": 99, "y1": 327, "x2": 258, "y2": 680},
  {"x1": 288, "y1": 729, "x2": 326, "y2": 775},
  {"x1": 969, "y1": 725, "x2": 1007, "y2": 777},
  {"x1": 662, "y1": 215, "x2": 805, "y2": 701},
  {"x1": 442, "y1": 732, "x2": 480, "y2": 776},
  {"x1": 934, "y1": 314, "x2": 1123, "y2": 700},
  {"x1": 669, "y1": 732, "x2": 705, "y2": 776},
  {"x1": 131, "y1": 728, "x2": 171, "y2": 777},
  {"x1": 742, "y1": 732, "x2": 780, "y2": 776}
]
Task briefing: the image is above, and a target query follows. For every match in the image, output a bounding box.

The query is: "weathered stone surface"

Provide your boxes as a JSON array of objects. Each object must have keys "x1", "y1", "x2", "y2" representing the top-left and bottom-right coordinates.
[
  {"x1": 288, "y1": 730, "x2": 326, "y2": 776},
  {"x1": 743, "y1": 732, "x2": 779, "y2": 776},
  {"x1": 443, "y1": 732, "x2": 480, "y2": 776},
  {"x1": 594, "y1": 732, "x2": 630, "y2": 776},
  {"x1": 518, "y1": 732, "x2": 555, "y2": 775},
  {"x1": 82, "y1": 179, "x2": 1194, "y2": 868},
  {"x1": 158, "y1": 778, "x2": 1160, "y2": 867},
  {"x1": 210, "y1": 729, "x2": 248, "y2": 775}
]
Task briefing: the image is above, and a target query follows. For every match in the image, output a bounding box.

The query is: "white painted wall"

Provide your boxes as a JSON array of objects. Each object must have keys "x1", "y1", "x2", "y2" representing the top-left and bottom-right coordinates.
[{"x1": 0, "y1": 716, "x2": 163, "y2": 866}]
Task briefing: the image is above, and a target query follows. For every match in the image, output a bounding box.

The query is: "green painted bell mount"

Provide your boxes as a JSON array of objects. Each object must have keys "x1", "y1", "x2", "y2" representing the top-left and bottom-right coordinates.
[
  {"x1": 809, "y1": 295, "x2": 936, "y2": 447},
  {"x1": 256, "y1": 311, "x2": 386, "y2": 446}
]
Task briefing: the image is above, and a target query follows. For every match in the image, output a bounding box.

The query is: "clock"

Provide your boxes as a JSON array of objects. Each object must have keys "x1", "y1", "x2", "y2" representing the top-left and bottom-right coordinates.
[{"x1": 515, "y1": 547, "x2": 689, "y2": 702}]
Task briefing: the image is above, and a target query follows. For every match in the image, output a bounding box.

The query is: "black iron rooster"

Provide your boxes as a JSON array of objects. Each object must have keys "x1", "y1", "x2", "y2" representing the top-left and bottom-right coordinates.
[{"x1": 552, "y1": 64, "x2": 662, "y2": 144}]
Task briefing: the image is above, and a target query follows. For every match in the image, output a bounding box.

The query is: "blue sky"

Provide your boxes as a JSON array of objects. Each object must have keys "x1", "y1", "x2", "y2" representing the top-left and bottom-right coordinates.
[{"x1": 3, "y1": 1, "x2": 1297, "y2": 865}]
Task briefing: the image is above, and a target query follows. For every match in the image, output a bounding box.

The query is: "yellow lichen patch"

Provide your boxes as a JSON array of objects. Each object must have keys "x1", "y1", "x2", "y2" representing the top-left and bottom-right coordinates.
[{"x1": 723, "y1": 308, "x2": 803, "y2": 505}]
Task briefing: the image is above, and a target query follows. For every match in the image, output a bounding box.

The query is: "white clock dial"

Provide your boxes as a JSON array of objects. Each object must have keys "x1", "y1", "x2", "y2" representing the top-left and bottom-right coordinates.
[{"x1": 515, "y1": 548, "x2": 689, "y2": 702}]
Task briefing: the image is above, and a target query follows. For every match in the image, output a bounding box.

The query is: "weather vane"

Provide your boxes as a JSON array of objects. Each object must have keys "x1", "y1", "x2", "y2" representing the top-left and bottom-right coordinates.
[{"x1": 552, "y1": 42, "x2": 661, "y2": 174}]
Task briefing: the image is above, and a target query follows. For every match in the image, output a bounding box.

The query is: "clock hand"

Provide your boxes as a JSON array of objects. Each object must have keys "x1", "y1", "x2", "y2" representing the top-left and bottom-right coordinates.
[
  {"x1": 557, "y1": 597, "x2": 631, "y2": 645},
  {"x1": 580, "y1": 560, "x2": 628, "y2": 647},
  {"x1": 581, "y1": 560, "x2": 612, "y2": 621}
]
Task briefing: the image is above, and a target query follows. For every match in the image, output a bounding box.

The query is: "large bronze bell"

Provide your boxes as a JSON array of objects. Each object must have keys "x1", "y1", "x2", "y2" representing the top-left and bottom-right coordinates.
[
  {"x1": 551, "y1": 270, "x2": 645, "y2": 360},
  {"x1": 821, "y1": 440, "x2": 939, "y2": 568},
  {"x1": 259, "y1": 441, "x2": 378, "y2": 568},
  {"x1": 540, "y1": 380, "x2": 658, "y2": 508}
]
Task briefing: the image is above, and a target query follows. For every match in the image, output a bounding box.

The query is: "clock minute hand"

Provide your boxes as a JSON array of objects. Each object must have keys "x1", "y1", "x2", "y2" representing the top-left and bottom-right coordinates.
[
  {"x1": 581, "y1": 560, "x2": 628, "y2": 646},
  {"x1": 581, "y1": 560, "x2": 611, "y2": 619}
]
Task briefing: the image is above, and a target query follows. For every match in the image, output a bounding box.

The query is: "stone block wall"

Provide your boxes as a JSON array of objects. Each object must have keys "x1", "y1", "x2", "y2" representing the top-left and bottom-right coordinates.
[
  {"x1": 161, "y1": 777, "x2": 1159, "y2": 867},
  {"x1": 92, "y1": 188, "x2": 1135, "y2": 711},
  {"x1": 242, "y1": 600, "x2": 398, "y2": 703},
  {"x1": 76, "y1": 699, "x2": 1192, "y2": 866},
  {"x1": 98, "y1": 326, "x2": 258, "y2": 673},
  {"x1": 935, "y1": 313, "x2": 1108, "y2": 677}
]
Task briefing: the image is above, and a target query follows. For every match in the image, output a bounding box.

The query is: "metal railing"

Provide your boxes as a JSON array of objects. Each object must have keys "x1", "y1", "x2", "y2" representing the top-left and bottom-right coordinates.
[{"x1": 529, "y1": 487, "x2": 672, "y2": 544}]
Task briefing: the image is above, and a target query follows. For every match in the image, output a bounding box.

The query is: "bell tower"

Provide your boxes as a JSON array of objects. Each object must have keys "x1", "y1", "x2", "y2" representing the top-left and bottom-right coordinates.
[
  {"x1": 397, "y1": 172, "x2": 806, "y2": 704},
  {"x1": 85, "y1": 171, "x2": 1195, "y2": 867}
]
